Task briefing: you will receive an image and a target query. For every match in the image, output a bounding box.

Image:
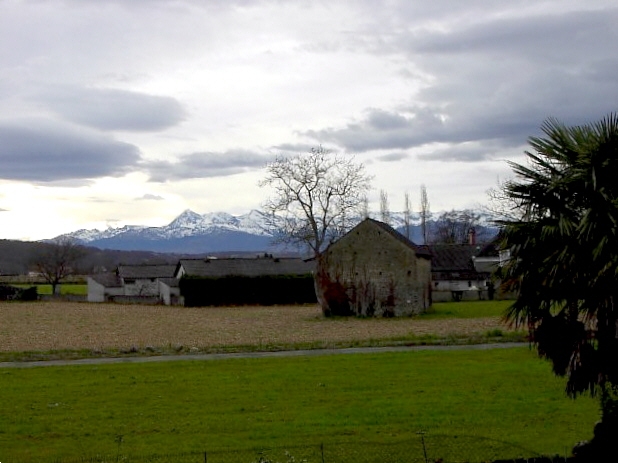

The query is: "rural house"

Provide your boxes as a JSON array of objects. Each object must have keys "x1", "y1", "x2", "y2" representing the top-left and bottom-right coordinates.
[
  {"x1": 429, "y1": 245, "x2": 490, "y2": 301},
  {"x1": 87, "y1": 264, "x2": 177, "y2": 303},
  {"x1": 429, "y1": 236, "x2": 511, "y2": 301},
  {"x1": 317, "y1": 218, "x2": 432, "y2": 317}
]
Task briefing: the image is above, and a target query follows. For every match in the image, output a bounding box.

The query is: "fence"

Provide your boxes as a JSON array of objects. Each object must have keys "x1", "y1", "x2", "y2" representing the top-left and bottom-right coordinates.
[{"x1": 12, "y1": 434, "x2": 575, "y2": 463}]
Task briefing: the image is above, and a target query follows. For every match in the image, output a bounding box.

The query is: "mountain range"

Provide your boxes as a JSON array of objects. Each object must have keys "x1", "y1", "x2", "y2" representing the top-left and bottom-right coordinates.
[{"x1": 55, "y1": 209, "x2": 498, "y2": 254}]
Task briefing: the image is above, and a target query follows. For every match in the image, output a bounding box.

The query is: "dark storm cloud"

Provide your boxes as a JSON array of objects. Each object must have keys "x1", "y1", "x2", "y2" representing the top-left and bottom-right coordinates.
[
  {"x1": 0, "y1": 119, "x2": 141, "y2": 182},
  {"x1": 143, "y1": 149, "x2": 272, "y2": 182},
  {"x1": 39, "y1": 87, "x2": 186, "y2": 131},
  {"x1": 306, "y1": 6, "x2": 618, "y2": 160}
]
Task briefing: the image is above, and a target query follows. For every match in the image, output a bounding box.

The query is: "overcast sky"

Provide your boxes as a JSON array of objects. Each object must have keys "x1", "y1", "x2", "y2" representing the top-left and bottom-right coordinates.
[{"x1": 1, "y1": 0, "x2": 617, "y2": 240}]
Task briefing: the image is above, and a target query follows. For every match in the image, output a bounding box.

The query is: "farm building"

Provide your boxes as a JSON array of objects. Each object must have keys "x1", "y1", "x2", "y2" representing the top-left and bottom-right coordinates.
[
  {"x1": 87, "y1": 273, "x2": 124, "y2": 302},
  {"x1": 317, "y1": 218, "x2": 432, "y2": 317},
  {"x1": 429, "y1": 238, "x2": 509, "y2": 302},
  {"x1": 176, "y1": 256, "x2": 316, "y2": 306},
  {"x1": 175, "y1": 255, "x2": 314, "y2": 279},
  {"x1": 429, "y1": 245, "x2": 490, "y2": 301},
  {"x1": 87, "y1": 264, "x2": 177, "y2": 303}
]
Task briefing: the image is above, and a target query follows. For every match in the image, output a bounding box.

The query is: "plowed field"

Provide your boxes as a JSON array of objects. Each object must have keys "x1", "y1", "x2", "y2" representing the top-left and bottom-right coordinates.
[{"x1": 0, "y1": 302, "x2": 516, "y2": 352}]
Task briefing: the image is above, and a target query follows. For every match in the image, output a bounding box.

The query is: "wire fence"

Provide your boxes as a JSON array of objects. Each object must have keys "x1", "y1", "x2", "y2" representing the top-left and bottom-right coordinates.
[{"x1": 23, "y1": 434, "x2": 577, "y2": 463}]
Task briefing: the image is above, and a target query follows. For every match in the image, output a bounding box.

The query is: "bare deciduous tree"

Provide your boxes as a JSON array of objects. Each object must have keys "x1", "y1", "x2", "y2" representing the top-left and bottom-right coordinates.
[
  {"x1": 485, "y1": 179, "x2": 525, "y2": 222},
  {"x1": 432, "y1": 209, "x2": 481, "y2": 244},
  {"x1": 33, "y1": 237, "x2": 86, "y2": 295},
  {"x1": 260, "y1": 146, "x2": 372, "y2": 257}
]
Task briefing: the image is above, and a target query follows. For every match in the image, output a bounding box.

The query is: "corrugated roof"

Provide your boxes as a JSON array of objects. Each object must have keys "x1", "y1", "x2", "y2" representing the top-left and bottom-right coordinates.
[
  {"x1": 177, "y1": 257, "x2": 314, "y2": 278},
  {"x1": 118, "y1": 264, "x2": 177, "y2": 279}
]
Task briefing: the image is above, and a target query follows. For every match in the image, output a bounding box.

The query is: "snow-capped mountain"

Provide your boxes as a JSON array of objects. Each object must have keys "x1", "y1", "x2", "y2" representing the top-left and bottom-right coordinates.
[
  {"x1": 57, "y1": 210, "x2": 278, "y2": 254},
  {"x1": 55, "y1": 209, "x2": 498, "y2": 254}
]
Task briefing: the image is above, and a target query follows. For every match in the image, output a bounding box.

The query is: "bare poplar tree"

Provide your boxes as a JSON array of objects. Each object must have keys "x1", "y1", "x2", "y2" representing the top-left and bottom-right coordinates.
[
  {"x1": 260, "y1": 146, "x2": 372, "y2": 257},
  {"x1": 379, "y1": 189, "x2": 390, "y2": 225},
  {"x1": 361, "y1": 195, "x2": 370, "y2": 219},
  {"x1": 420, "y1": 184, "x2": 430, "y2": 244},
  {"x1": 403, "y1": 191, "x2": 412, "y2": 240}
]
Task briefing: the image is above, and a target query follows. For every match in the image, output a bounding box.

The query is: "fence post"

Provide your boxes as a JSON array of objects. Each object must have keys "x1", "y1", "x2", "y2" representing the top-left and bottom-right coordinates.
[
  {"x1": 417, "y1": 431, "x2": 428, "y2": 463},
  {"x1": 320, "y1": 442, "x2": 325, "y2": 463},
  {"x1": 204, "y1": 451, "x2": 207, "y2": 463}
]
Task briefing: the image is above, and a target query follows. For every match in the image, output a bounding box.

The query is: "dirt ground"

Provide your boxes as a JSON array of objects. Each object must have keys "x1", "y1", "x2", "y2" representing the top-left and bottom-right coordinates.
[{"x1": 0, "y1": 302, "x2": 517, "y2": 352}]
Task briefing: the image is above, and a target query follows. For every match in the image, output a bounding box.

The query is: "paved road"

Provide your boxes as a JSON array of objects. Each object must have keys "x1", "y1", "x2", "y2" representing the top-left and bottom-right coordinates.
[{"x1": 0, "y1": 342, "x2": 528, "y2": 368}]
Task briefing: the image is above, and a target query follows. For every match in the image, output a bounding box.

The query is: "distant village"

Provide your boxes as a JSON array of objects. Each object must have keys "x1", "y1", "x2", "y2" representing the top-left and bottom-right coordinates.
[{"x1": 83, "y1": 217, "x2": 508, "y2": 313}]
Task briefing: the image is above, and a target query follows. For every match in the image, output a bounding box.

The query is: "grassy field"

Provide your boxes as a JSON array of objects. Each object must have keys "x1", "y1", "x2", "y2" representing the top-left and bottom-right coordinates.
[
  {"x1": 421, "y1": 300, "x2": 513, "y2": 319},
  {"x1": 12, "y1": 283, "x2": 88, "y2": 295},
  {"x1": 0, "y1": 347, "x2": 598, "y2": 462},
  {"x1": 0, "y1": 300, "x2": 523, "y2": 361}
]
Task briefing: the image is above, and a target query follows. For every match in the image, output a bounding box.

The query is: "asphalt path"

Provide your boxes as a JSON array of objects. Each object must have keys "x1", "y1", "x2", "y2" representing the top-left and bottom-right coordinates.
[{"x1": 0, "y1": 342, "x2": 528, "y2": 368}]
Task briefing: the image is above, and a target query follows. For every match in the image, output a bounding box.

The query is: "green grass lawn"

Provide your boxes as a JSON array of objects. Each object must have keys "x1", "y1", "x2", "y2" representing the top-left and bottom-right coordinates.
[
  {"x1": 0, "y1": 347, "x2": 598, "y2": 463},
  {"x1": 421, "y1": 300, "x2": 512, "y2": 319},
  {"x1": 13, "y1": 283, "x2": 88, "y2": 296}
]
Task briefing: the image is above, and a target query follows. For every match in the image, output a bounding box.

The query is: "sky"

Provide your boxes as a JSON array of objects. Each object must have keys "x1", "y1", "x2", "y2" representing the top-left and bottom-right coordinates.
[{"x1": 1, "y1": 0, "x2": 617, "y2": 240}]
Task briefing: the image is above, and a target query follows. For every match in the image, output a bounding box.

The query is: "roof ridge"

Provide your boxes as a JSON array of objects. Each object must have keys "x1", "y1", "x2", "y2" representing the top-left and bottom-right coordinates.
[{"x1": 364, "y1": 218, "x2": 431, "y2": 257}]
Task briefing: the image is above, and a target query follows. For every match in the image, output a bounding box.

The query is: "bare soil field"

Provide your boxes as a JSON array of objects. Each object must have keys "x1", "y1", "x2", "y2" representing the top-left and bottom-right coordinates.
[{"x1": 0, "y1": 302, "x2": 517, "y2": 353}]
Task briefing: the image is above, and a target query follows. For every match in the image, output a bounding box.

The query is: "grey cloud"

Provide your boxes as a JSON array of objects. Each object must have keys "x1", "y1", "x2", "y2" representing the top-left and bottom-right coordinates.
[
  {"x1": 417, "y1": 142, "x2": 508, "y2": 162},
  {"x1": 0, "y1": 208, "x2": 8, "y2": 212},
  {"x1": 306, "y1": 107, "x2": 468, "y2": 152},
  {"x1": 0, "y1": 119, "x2": 141, "y2": 183},
  {"x1": 377, "y1": 152, "x2": 409, "y2": 162},
  {"x1": 413, "y1": 9, "x2": 617, "y2": 62},
  {"x1": 137, "y1": 194, "x2": 165, "y2": 200},
  {"x1": 143, "y1": 149, "x2": 273, "y2": 182},
  {"x1": 39, "y1": 87, "x2": 186, "y2": 131},
  {"x1": 305, "y1": 7, "x2": 618, "y2": 159},
  {"x1": 271, "y1": 143, "x2": 319, "y2": 153}
]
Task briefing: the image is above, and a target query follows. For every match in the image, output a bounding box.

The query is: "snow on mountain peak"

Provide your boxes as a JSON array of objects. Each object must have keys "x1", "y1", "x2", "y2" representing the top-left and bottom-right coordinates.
[{"x1": 168, "y1": 209, "x2": 204, "y2": 229}]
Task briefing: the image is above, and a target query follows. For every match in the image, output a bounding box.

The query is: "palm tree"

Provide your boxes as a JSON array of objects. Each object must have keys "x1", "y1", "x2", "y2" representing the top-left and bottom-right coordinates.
[{"x1": 499, "y1": 113, "x2": 618, "y2": 459}]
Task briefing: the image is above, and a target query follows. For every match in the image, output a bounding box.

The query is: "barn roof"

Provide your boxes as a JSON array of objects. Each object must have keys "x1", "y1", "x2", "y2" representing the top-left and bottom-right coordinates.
[
  {"x1": 177, "y1": 257, "x2": 314, "y2": 278},
  {"x1": 117, "y1": 264, "x2": 177, "y2": 279},
  {"x1": 89, "y1": 273, "x2": 123, "y2": 288},
  {"x1": 429, "y1": 245, "x2": 478, "y2": 272},
  {"x1": 158, "y1": 277, "x2": 180, "y2": 288}
]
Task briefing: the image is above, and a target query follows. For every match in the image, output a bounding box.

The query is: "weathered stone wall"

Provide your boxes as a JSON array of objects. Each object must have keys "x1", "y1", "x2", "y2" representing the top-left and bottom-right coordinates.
[{"x1": 320, "y1": 220, "x2": 431, "y2": 316}]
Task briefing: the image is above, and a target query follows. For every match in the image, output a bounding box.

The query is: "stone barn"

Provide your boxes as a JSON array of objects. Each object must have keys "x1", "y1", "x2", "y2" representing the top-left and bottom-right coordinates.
[{"x1": 318, "y1": 218, "x2": 432, "y2": 317}]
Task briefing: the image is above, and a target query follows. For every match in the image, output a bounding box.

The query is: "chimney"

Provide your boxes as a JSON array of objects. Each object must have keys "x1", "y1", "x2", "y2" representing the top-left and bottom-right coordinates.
[{"x1": 468, "y1": 227, "x2": 476, "y2": 246}]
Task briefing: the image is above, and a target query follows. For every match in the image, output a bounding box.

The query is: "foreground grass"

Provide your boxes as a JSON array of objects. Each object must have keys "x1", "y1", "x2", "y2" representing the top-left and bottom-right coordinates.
[{"x1": 0, "y1": 347, "x2": 597, "y2": 462}]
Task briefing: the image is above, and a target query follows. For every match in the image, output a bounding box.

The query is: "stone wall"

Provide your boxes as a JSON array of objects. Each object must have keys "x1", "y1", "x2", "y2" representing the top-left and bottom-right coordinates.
[{"x1": 319, "y1": 220, "x2": 431, "y2": 316}]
